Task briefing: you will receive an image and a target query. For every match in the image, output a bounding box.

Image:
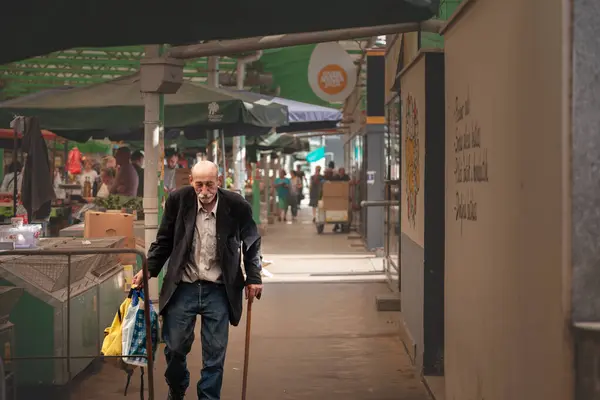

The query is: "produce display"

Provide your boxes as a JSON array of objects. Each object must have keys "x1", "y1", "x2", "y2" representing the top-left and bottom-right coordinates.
[
  {"x1": 0, "y1": 192, "x2": 18, "y2": 204},
  {"x1": 94, "y1": 195, "x2": 142, "y2": 215}
]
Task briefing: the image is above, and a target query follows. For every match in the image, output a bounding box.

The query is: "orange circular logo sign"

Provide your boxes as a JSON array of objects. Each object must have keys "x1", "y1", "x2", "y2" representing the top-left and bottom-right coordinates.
[{"x1": 317, "y1": 64, "x2": 348, "y2": 95}]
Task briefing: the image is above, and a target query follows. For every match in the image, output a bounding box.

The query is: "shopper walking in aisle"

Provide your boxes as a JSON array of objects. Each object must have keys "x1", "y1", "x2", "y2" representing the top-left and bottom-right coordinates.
[
  {"x1": 331, "y1": 167, "x2": 351, "y2": 232},
  {"x1": 294, "y1": 164, "x2": 307, "y2": 208},
  {"x1": 274, "y1": 169, "x2": 291, "y2": 222},
  {"x1": 132, "y1": 160, "x2": 263, "y2": 400},
  {"x1": 309, "y1": 166, "x2": 324, "y2": 223},
  {"x1": 288, "y1": 171, "x2": 300, "y2": 221}
]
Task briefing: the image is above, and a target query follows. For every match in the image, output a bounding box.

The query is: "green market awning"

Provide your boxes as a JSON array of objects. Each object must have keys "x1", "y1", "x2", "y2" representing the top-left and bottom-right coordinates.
[
  {"x1": 129, "y1": 132, "x2": 308, "y2": 155},
  {"x1": 0, "y1": 1, "x2": 438, "y2": 65},
  {"x1": 256, "y1": 132, "x2": 309, "y2": 154},
  {"x1": 0, "y1": 74, "x2": 289, "y2": 141}
]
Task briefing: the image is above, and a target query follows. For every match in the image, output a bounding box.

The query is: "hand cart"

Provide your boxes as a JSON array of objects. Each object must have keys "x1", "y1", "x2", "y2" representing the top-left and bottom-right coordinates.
[
  {"x1": 0, "y1": 248, "x2": 155, "y2": 400},
  {"x1": 315, "y1": 200, "x2": 350, "y2": 234}
]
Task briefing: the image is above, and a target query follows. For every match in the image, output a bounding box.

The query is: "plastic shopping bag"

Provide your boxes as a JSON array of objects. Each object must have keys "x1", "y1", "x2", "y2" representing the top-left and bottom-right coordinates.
[
  {"x1": 121, "y1": 288, "x2": 158, "y2": 368},
  {"x1": 101, "y1": 296, "x2": 132, "y2": 358}
]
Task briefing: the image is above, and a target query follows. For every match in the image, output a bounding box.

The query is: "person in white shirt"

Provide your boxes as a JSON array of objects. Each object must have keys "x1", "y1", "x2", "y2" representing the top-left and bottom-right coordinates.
[
  {"x1": 75, "y1": 158, "x2": 98, "y2": 196},
  {"x1": 53, "y1": 167, "x2": 66, "y2": 199},
  {"x1": 96, "y1": 167, "x2": 116, "y2": 198},
  {"x1": 0, "y1": 161, "x2": 23, "y2": 194}
]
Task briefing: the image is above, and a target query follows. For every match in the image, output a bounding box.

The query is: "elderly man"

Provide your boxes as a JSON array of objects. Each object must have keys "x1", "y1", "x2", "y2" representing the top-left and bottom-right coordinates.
[{"x1": 132, "y1": 160, "x2": 263, "y2": 400}]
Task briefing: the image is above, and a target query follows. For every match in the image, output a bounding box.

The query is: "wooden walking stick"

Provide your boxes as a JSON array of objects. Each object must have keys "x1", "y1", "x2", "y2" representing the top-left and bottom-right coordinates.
[{"x1": 241, "y1": 296, "x2": 254, "y2": 400}]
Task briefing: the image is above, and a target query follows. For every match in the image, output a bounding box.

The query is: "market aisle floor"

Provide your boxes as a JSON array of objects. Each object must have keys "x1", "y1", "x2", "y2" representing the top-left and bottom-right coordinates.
[
  {"x1": 261, "y1": 201, "x2": 368, "y2": 255},
  {"x1": 62, "y1": 205, "x2": 430, "y2": 399},
  {"x1": 260, "y1": 202, "x2": 386, "y2": 283},
  {"x1": 68, "y1": 284, "x2": 430, "y2": 400}
]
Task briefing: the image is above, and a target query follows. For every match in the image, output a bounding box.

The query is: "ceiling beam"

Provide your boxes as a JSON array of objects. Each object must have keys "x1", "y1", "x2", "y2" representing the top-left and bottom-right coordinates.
[{"x1": 169, "y1": 20, "x2": 443, "y2": 59}]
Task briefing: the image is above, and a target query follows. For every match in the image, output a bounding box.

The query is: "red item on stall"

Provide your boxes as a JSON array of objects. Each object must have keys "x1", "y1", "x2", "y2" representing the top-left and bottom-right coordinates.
[
  {"x1": 67, "y1": 148, "x2": 82, "y2": 175},
  {"x1": 16, "y1": 213, "x2": 28, "y2": 225}
]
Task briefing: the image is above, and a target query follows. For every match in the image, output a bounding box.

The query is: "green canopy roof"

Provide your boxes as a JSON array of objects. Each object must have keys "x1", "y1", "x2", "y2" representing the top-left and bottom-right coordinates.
[
  {"x1": 0, "y1": 74, "x2": 289, "y2": 141},
  {"x1": 128, "y1": 132, "x2": 308, "y2": 155}
]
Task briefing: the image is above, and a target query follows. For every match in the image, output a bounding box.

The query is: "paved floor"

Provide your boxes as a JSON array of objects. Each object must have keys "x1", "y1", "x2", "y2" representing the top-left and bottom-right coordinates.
[
  {"x1": 261, "y1": 205, "x2": 367, "y2": 256},
  {"x1": 259, "y1": 204, "x2": 386, "y2": 283},
  {"x1": 28, "y1": 205, "x2": 431, "y2": 400},
  {"x1": 65, "y1": 283, "x2": 430, "y2": 400}
]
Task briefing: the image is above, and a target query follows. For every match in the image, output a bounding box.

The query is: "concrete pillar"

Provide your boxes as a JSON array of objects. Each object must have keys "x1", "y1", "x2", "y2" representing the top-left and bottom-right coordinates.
[
  {"x1": 364, "y1": 128, "x2": 385, "y2": 250},
  {"x1": 572, "y1": 1, "x2": 600, "y2": 396},
  {"x1": 207, "y1": 57, "x2": 219, "y2": 163},
  {"x1": 142, "y1": 44, "x2": 163, "y2": 303},
  {"x1": 362, "y1": 48, "x2": 386, "y2": 250}
]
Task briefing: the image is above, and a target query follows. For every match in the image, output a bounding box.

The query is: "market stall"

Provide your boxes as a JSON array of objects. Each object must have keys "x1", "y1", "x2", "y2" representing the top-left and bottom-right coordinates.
[
  {"x1": 0, "y1": 124, "x2": 115, "y2": 236},
  {"x1": 0, "y1": 236, "x2": 129, "y2": 389}
]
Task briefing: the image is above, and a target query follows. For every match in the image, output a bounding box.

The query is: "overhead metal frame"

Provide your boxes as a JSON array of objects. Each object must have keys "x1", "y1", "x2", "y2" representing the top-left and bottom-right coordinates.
[
  {"x1": 0, "y1": 46, "x2": 365, "y2": 103},
  {"x1": 0, "y1": 47, "x2": 241, "y2": 100},
  {"x1": 168, "y1": 21, "x2": 442, "y2": 59}
]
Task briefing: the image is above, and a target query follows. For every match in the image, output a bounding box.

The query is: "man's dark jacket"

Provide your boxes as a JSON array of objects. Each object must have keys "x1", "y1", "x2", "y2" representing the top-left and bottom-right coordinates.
[{"x1": 147, "y1": 186, "x2": 262, "y2": 326}]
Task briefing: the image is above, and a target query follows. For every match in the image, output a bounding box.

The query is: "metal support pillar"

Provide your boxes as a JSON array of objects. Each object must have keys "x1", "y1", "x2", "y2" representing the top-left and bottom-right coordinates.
[
  {"x1": 261, "y1": 153, "x2": 269, "y2": 229},
  {"x1": 268, "y1": 155, "x2": 277, "y2": 223},
  {"x1": 233, "y1": 52, "x2": 262, "y2": 194},
  {"x1": 142, "y1": 44, "x2": 164, "y2": 303},
  {"x1": 207, "y1": 56, "x2": 220, "y2": 163}
]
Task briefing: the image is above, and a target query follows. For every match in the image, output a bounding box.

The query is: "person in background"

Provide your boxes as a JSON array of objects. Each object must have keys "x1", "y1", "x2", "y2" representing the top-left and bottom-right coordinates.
[
  {"x1": 288, "y1": 171, "x2": 300, "y2": 221},
  {"x1": 309, "y1": 165, "x2": 324, "y2": 223},
  {"x1": 295, "y1": 164, "x2": 307, "y2": 208},
  {"x1": 110, "y1": 147, "x2": 138, "y2": 197},
  {"x1": 102, "y1": 155, "x2": 117, "y2": 169},
  {"x1": 97, "y1": 167, "x2": 116, "y2": 198},
  {"x1": 131, "y1": 150, "x2": 144, "y2": 197},
  {"x1": 53, "y1": 166, "x2": 66, "y2": 199},
  {"x1": 331, "y1": 167, "x2": 351, "y2": 232},
  {"x1": 1, "y1": 161, "x2": 23, "y2": 194},
  {"x1": 164, "y1": 149, "x2": 180, "y2": 193},
  {"x1": 323, "y1": 167, "x2": 334, "y2": 181},
  {"x1": 274, "y1": 169, "x2": 291, "y2": 222},
  {"x1": 77, "y1": 158, "x2": 98, "y2": 196},
  {"x1": 335, "y1": 167, "x2": 350, "y2": 182}
]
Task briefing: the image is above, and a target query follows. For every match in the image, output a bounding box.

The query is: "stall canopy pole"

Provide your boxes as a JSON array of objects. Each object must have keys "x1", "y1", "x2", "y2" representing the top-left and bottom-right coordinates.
[
  {"x1": 233, "y1": 51, "x2": 262, "y2": 194},
  {"x1": 220, "y1": 133, "x2": 226, "y2": 187},
  {"x1": 10, "y1": 117, "x2": 24, "y2": 218},
  {"x1": 142, "y1": 44, "x2": 164, "y2": 304},
  {"x1": 207, "y1": 57, "x2": 220, "y2": 163}
]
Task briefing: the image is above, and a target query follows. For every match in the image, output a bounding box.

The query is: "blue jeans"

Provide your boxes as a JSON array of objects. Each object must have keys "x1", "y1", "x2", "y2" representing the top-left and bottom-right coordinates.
[{"x1": 162, "y1": 281, "x2": 230, "y2": 400}]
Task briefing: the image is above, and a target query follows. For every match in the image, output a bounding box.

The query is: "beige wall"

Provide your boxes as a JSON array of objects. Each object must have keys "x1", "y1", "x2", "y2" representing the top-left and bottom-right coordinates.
[
  {"x1": 400, "y1": 54, "x2": 427, "y2": 248},
  {"x1": 443, "y1": 0, "x2": 573, "y2": 399}
]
